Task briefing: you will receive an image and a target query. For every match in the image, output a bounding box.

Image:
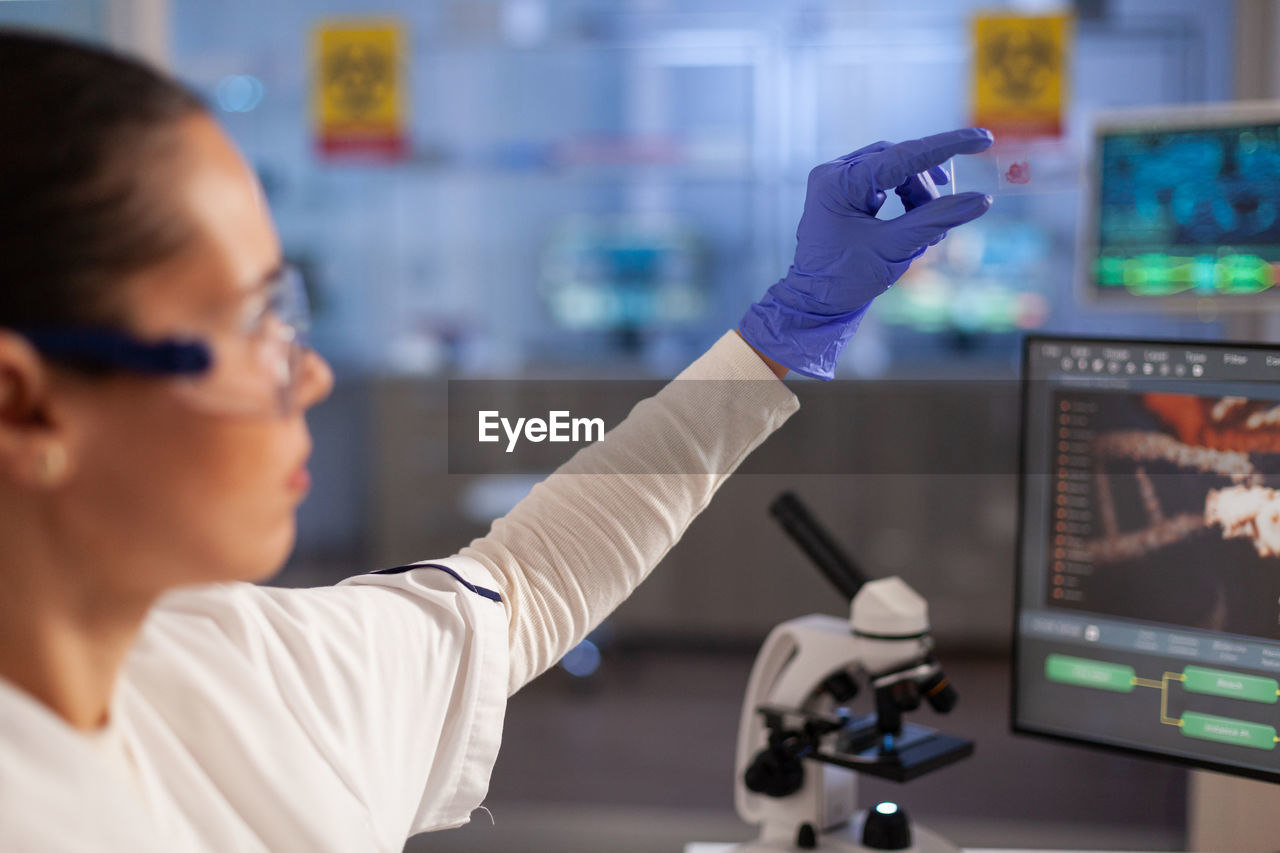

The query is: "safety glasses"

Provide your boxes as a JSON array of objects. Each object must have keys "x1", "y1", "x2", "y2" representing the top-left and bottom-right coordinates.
[{"x1": 14, "y1": 264, "x2": 316, "y2": 418}]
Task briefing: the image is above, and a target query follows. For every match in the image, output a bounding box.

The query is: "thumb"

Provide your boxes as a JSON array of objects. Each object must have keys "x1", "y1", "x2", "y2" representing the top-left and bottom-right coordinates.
[{"x1": 880, "y1": 191, "x2": 992, "y2": 258}]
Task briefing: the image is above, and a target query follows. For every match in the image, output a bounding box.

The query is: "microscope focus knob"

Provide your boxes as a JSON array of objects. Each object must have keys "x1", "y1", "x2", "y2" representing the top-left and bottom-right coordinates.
[
  {"x1": 743, "y1": 746, "x2": 805, "y2": 798},
  {"x1": 862, "y1": 802, "x2": 912, "y2": 850}
]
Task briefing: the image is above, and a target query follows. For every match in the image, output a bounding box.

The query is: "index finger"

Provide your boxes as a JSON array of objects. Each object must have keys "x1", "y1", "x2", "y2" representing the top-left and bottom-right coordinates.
[{"x1": 867, "y1": 128, "x2": 994, "y2": 191}]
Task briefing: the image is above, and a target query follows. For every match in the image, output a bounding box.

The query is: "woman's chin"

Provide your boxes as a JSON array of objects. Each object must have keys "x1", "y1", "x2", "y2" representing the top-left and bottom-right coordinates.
[{"x1": 220, "y1": 521, "x2": 297, "y2": 585}]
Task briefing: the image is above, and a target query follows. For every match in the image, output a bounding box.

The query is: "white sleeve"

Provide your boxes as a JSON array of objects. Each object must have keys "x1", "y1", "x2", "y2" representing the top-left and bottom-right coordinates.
[
  {"x1": 146, "y1": 556, "x2": 510, "y2": 844},
  {"x1": 336, "y1": 557, "x2": 509, "y2": 834},
  {"x1": 460, "y1": 330, "x2": 799, "y2": 693}
]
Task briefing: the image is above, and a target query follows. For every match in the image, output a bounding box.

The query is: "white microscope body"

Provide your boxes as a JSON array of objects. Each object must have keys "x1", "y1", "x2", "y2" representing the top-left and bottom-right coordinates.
[{"x1": 730, "y1": 494, "x2": 972, "y2": 853}]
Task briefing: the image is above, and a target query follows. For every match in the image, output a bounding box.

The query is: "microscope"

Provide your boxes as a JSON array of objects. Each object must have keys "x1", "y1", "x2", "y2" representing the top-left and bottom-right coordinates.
[{"x1": 730, "y1": 493, "x2": 973, "y2": 853}]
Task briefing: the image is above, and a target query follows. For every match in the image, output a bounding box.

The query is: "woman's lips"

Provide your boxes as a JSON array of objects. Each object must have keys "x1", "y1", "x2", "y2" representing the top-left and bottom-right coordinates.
[{"x1": 287, "y1": 465, "x2": 311, "y2": 493}]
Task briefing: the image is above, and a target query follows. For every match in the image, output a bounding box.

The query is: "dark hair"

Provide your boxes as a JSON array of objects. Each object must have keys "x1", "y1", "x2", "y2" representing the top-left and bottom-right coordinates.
[{"x1": 0, "y1": 29, "x2": 207, "y2": 331}]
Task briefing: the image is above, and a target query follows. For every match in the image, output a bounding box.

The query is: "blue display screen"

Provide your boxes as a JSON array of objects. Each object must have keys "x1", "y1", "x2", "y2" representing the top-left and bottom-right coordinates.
[{"x1": 1095, "y1": 122, "x2": 1280, "y2": 297}]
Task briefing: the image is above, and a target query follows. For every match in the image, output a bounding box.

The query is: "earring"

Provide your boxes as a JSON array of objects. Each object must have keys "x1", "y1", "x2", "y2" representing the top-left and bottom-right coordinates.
[{"x1": 39, "y1": 444, "x2": 67, "y2": 485}]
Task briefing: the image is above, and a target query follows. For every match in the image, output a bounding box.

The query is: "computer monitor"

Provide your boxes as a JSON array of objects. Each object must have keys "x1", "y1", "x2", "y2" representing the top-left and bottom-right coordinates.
[
  {"x1": 1080, "y1": 101, "x2": 1280, "y2": 311},
  {"x1": 1015, "y1": 335, "x2": 1280, "y2": 783}
]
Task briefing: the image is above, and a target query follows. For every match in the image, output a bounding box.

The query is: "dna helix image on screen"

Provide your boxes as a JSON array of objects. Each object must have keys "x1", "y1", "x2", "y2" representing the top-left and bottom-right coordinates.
[{"x1": 1050, "y1": 390, "x2": 1280, "y2": 638}]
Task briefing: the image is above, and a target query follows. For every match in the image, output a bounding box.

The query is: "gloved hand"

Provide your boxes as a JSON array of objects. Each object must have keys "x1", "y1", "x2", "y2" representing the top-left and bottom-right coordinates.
[{"x1": 739, "y1": 128, "x2": 995, "y2": 380}]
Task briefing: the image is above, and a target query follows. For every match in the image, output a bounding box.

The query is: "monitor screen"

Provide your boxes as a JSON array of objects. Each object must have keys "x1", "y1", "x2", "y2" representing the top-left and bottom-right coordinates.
[
  {"x1": 1084, "y1": 106, "x2": 1280, "y2": 307},
  {"x1": 1015, "y1": 335, "x2": 1280, "y2": 782}
]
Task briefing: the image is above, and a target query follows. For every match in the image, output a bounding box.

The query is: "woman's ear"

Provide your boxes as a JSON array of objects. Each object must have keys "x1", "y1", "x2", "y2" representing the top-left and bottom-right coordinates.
[
  {"x1": 0, "y1": 332, "x2": 48, "y2": 424},
  {"x1": 0, "y1": 332, "x2": 69, "y2": 488}
]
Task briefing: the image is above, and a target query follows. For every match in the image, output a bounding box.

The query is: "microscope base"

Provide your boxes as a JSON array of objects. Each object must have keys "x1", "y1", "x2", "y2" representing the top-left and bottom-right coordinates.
[{"x1": 727, "y1": 812, "x2": 959, "y2": 853}]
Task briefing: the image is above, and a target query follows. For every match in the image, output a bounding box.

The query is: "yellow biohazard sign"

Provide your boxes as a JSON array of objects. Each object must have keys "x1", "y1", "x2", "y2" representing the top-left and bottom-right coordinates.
[
  {"x1": 313, "y1": 19, "x2": 407, "y2": 158},
  {"x1": 971, "y1": 12, "x2": 1070, "y2": 139}
]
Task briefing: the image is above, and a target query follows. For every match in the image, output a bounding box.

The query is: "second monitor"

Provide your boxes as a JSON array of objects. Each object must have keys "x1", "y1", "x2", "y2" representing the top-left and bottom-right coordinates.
[{"x1": 1081, "y1": 101, "x2": 1280, "y2": 310}]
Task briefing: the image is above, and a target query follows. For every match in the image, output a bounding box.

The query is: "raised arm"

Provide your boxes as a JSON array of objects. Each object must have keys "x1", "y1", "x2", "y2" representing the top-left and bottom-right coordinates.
[
  {"x1": 464, "y1": 128, "x2": 994, "y2": 694},
  {"x1": 462, "y1": 330, "x2": 798, "y2": 693}
]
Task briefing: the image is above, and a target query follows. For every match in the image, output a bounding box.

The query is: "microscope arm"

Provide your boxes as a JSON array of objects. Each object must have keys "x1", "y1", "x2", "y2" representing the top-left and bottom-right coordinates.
[{"x1": 735, "y1": 614, "x2": 864, "y2": 835}]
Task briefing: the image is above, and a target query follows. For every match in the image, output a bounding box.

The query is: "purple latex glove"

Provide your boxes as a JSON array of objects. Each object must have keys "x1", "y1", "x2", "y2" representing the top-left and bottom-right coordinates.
[{"x1": 740, "y1": 128, "x2": 995, "y2": 379}]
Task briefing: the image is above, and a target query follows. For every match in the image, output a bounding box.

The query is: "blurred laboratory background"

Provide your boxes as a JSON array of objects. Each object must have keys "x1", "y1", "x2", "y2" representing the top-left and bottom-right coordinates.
[{"x1": 0, "y1": 0, "x2": 1269, "y2": 850}]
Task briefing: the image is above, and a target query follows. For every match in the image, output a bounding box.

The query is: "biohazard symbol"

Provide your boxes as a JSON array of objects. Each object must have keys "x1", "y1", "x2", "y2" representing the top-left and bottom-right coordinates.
[
  {"x1": 980, "y1": 28, "x2": 1059, "y2": 103},
  {"x1": 323, "y1": 43, "x2": 393, "y2": 118}
]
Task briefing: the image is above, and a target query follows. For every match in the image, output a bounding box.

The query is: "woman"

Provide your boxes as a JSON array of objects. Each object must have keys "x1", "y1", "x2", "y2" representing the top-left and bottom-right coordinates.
[{"x1": 0, "y1": 29, "x2": 992, "y2": 852}]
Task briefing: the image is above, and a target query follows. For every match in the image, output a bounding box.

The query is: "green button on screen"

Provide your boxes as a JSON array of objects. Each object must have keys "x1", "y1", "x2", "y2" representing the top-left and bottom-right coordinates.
[
  {"x1": 1044, "y1": 654, "x2": 1135, "y2": 693},
  {"x1": 1183, "y1": 667, "x2": 1279, "y2": 704},
  {"x1": 1181, "y1": 712, "x2": 1277, "y2": 751}
]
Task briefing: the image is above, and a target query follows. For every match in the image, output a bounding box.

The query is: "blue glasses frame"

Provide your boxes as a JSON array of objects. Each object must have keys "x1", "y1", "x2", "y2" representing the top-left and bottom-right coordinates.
[
  {"x1": 9, "y1": 264, "x2": 314, "y2": 416},
  {"x1": 12, "y1": 263, "x2": 311, "y2": 379},
  {"x1": 14, "y1": 328, "x2": 213, "y2": 375}
]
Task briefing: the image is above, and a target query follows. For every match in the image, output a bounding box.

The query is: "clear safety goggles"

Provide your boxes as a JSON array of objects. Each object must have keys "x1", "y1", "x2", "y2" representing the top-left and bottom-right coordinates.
[{"x1": 15, "y1": 264, "x2": 317, "y2": 418}]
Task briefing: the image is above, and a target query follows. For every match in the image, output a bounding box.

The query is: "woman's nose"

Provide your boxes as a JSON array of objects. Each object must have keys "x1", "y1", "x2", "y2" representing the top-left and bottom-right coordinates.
[{"x1": 293, "y1": 347, "x2": 334, "y2": 411}]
